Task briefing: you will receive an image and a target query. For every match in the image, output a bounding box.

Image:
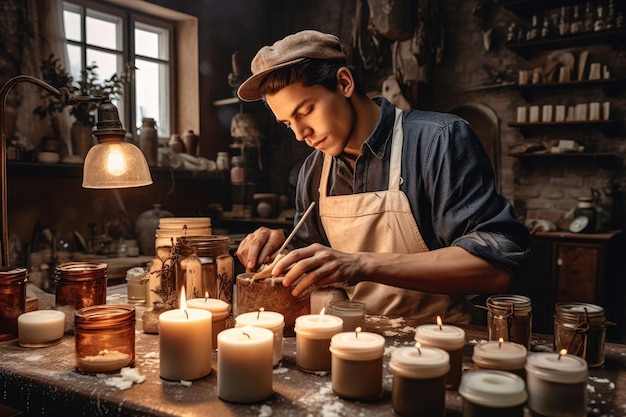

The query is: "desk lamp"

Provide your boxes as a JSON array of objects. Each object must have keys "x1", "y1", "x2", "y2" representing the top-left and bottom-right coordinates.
[{"x1": 0, "y1": 75, "x2": 153, "y2": 266}]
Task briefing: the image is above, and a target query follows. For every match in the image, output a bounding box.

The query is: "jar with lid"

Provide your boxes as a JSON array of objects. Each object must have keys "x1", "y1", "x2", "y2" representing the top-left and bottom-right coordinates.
[
  {"x1": 75, "y1": 305, "x2": 135, "y2": 373},
  {"x1": 230, "y1": 156, "x2": 245, "y2": 183},
  {"x1": 0, "y1": 267, "x2": 28, "y2": 341},
  {"x1": 554, "y1": 302, "x2": 607, "y2": 367},
  {"x1": 55, "y1": 262, "x2": 107, "y2": 331},
  {"x1": 216, "y1": 152, "x2": 230, "y2": 171},
  {"x1": 486, "y1": 294, "x2": 532, "y2": 349}
]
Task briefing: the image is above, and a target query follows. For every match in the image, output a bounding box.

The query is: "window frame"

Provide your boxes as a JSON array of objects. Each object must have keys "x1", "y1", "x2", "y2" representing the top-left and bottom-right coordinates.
[{"x1": 62, "y1": 0, "x2": 175, "y2": 139}]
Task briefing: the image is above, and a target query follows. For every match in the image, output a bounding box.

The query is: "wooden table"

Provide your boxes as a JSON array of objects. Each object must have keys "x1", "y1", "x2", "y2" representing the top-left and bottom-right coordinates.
[{"x1": 1, "y1": 284, "x2": 625, "y2": 416}]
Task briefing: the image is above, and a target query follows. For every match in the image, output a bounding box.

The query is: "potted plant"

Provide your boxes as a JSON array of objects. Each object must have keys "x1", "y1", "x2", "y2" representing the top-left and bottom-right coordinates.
[{"x1": 34, "y1": 54, "x2": 132, "y2": 158}]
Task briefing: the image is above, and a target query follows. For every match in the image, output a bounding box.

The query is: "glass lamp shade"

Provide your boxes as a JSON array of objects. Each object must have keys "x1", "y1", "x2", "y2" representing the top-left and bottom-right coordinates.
[{"x1": 82, "y1": 140, "x2": 153, "y2": 189}]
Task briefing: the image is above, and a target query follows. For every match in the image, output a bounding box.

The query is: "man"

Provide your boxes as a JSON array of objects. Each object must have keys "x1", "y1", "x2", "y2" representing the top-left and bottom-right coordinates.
[{"x1": 235, "y1": 30, "x2": 530, "y2": 323}]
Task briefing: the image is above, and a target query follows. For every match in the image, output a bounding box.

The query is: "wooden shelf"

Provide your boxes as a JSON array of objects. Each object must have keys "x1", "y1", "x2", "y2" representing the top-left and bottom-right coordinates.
[
  {"x1": 508, "y1": 120, "x2": 623, "y2": 136},
  {"x1": 510, "y1": 152, "x2": 621, "y2": 168},
  {"x1": 511, "y1": 79, "x2": 626, "y2": 101},
  {"x1": 502, "y1": 0, "x2": 626, "y2": 19}
]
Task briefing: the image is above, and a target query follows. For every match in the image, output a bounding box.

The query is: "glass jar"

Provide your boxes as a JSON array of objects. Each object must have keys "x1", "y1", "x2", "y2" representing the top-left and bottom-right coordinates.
[
  {"x1": 55, "y1": 262, "x2": 107, "y2": 330},
  {"x1": 328, "y1": 300, "x2": 366, "y2": 332},
  {"x1": 554, "y1": 302, "x2": 607, "y2": 367},
  {"x1": 486, "y1": 294, "x2": 532, "y2": 349},
  {"x1": 0, "y1": 267, "x2": 28, "y2": 341},
  {"x1": 230, "y1": 156, "x2": 245, "y2": 183},
  {"x1": 75, "y1": 305, "x2": 135, "y2": 373}
]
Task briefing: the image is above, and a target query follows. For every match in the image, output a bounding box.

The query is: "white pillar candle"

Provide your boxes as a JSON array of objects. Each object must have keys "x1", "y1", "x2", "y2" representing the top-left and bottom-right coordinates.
[
  {"x1": 472, "y1": 339, "x2": 527, "y2": 374},
  {"x1": 525, "y1": 351, "x2": 588, "y2": 417},
  {"x1": 414, "y1": 317, "x2": 466, "y2": 389},
  {"x1": 187, "y1": 296, "x2": 231, "y2": 349},
  {"x1": 329, "y1": 329, "x2": 385, "y2": 401},
  {"x1": 235, "y1": 310, "x2": 284, "y2": 366},
  {"x1": 389, "y1": 345, "x2": 449, "y2": 416},
  {"x1": 459, "y1": 370, "x2": 527, "y2": 416},
  {"x1": 159, "y1": 288, "x2": 213, "y2": 380},
  {"x1": 17, "y1": 310, "x2": 65, "y2": 348},
  {"x1": 217, "y1": 326, "x2": 274, "y2": 403},
  {"x1": 294, "y1": 313, "x2": 343, "y2": 372}
]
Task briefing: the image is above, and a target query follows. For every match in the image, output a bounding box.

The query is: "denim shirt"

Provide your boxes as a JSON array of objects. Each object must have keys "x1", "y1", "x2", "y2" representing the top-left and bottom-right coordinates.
[{"x1": 291, "y1": 96, "x2": 530, "y2": 274}]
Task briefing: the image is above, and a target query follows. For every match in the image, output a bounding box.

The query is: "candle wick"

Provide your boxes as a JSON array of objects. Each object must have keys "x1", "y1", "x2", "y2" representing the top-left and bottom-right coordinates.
[
  {"x1": 184, "y1": 309, "x2": 189, "y2": 320},
  {"x1": 438, "y1": 325, "x2": 442, "y2": 331},
  {"x1": 242, "y1": 332, "x2": 251, "y2": 339},
  {"x1": 257, "y1": 307, "x2": 264, "y2": 319}
]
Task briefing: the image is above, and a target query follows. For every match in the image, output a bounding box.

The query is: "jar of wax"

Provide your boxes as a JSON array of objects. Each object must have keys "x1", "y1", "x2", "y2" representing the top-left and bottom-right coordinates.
[
  {"x1": 486, "y1": 294, "x2": 532, "y2": 349},
  {"x1": 389, "y1": 345, "x2": 450, "y2": 417},
  {"x1": 18, "y1": 310, "x2": 65, "y2": 348},
  {"x1": 554, "y1": 302, "x2": 607, "y2": 367},
  {"x1": 186, "y1": 235, "x2": 233, "y2": 305},
  {"x1": 235, "y1": 310, "x2": 284, "y2": 366},
  {"x1": 186, "y1": 296, "x2": 231, "y2": 349},
  {"x1": 459, "y1": 370, "x2": 527, "y2": 417},
  {"x1": 472, "y1": 340, "x2": 527, "y2": 376},
  {"x1": 125, "y1": 267, "x2": 148, "y2": 304},
  {"x1": 525, "y1": 352, "x2": 588, "y2": 417},
  {"x1": 294, "y1": 313, "x2": 343, "y2": 373},
  {"x1": 55, "y1": 262, "x2": 107, "y2": 331},
  {"x1": 328, "y1": 300, "x2": 366, "y2": 332},
  {"x1": 329, "y1": 330, "x2": 385, "y2": 401},
  {"x1": 415, "y1": 322, "x2": 466, "y2": 389},
  {"x1": 74, "y1": 305, "x2": 135, "y2": 374},
  {"x1": 0, "y1": 268, "x2": 28, "y2": 341},
  {"x1": 217, "y1": 326, "x2": 274, "y2": 403}
]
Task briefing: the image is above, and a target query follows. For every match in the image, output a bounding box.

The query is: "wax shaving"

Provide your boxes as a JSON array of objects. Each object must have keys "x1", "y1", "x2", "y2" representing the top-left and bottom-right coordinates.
[{"x1": 102, "y1": 367, "x2": 146, "y2": 390}]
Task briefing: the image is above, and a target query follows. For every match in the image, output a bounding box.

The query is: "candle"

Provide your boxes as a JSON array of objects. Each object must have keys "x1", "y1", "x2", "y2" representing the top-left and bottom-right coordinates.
[
  {"x1": 217, "y1": 326, "x2": 274, "y2": 403},
  {"x1": 329, "y1": 328, "x2": 385, "y2": 401},
  {"x1": 389, "y1": 344, "x2": 449, "y2": 416},
  {"x1": 159, "y1": 287, "x2": 213, "y2": 380},
  {"x1": 18, "y1": 310, "x2": 65, "y2": 348},
  {"x1": 77, "y1": 349, "x2": 132, "y2": 373},
  {"x1": 459, "y1": 370, "x2": 527, "y2": 417},
  {"x1": 414, "y1": 316, "x2": 466, "y2": 389},
  {"x1": 294, "y1": 311, "x2": 343, "y2": 372},
  {"x1": 525, "y1": 351, "x2": 588, "y2": 417},
  {"x1": 327, "y1": 300, "x2": 366, "y2": 332},
  {"x1": 472, "y1": 338, "x2": 527, "y2": 375},
  {"x1": 486, "y1": 294, "x2": 532, "y2": 349},
  {"x1": 235, "y1": 309, "x2": 284, "y2": 366},
  {"x1": 187, "y1": 292, "x2": 231, "y2": 349}
]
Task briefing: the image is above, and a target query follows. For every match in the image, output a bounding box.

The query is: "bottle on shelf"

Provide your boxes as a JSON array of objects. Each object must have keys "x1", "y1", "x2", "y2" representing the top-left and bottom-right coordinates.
[
  {"x1": 606, "y1": 0, "x2": 616, "y2": 30},
  {"x1": 558, "y1": 6, "x2": 570, "y2": 36},
  {"x1": 570, "y1": 5, "x2": 583, "y2": 34},
  {"x1": 584, "y1": 2, "x2": 595, "y2": 32},
  {"x1": 527, "y1": 14, "x2": 539, "y2": 41},
  {"x1": 594, "y1": 4, "x2": 606, "y2": 32}
]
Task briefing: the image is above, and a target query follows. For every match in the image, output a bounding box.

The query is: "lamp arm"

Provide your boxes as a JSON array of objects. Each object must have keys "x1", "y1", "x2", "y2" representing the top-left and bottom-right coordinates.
[{"x1": 0, "y1": 75, "x2": 95, "y2": 267}]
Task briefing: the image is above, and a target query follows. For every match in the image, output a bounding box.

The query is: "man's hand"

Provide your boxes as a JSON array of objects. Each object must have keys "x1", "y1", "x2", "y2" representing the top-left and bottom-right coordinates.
[{"x1": 235, "y1": 227, "x2": 286, "y2": 272}]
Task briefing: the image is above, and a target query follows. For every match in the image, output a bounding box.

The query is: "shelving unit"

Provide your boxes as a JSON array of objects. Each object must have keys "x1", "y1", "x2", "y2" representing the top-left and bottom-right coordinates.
[{"x1": 510, "y1": 78, "x2": 626, "y2": 101}]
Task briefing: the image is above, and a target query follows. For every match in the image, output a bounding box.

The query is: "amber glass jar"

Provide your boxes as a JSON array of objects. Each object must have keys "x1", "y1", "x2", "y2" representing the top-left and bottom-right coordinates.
[
  {"x1": 486, "y1": 294, "x2": 532, "y2": 349},
  {"x1": 0, "y1": 267, "x2": 28, "y2": 341},
  {"x1": 55, "y1": 262, "x2": 107, "y2": 329},
  {"x1": 75, "y1": 305, "x2": 135, "y2": 373},
  {"x1": 554, "y1": 302, "x2": 607, "y2": 368}
]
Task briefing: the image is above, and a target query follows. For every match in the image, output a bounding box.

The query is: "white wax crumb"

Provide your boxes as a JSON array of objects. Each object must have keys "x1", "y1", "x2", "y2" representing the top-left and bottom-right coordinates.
[
  {"x1": 102, "y1": 367, "x2": 146, "y2": 390},
  {"x1": 258, "y1": 404, "x2": 273, "y2": 416},
  {"x1": 589, "y1": 377, "x2": 611, "y2": 384},
  {"x1": 587, "y1": 384, "x2": 596, "y2": 393},
  {"x1": 24, "y1": 354, "x2": 44, "y2": 362},
  {"x1": 144, "y1": 351, "x2": 159, "y2": 359},
  {"x1": 273, "y1": 367, "x2": 288, "y2": 375},
  {"x1": 321, "y1": 401, "x2": 344, "y2": 417},
  {"x1": 120, "y1": 367, "x2": 146, "y2": 384},
  {"x1": 180, "y1": 380, "x2": 192, "y2": 387},
  {"x1": 609, "y1": 382, "x2": 615, "y2": 389},
  {"x1": 104, "y1": 377, "x2": 133, "y2": 390}
]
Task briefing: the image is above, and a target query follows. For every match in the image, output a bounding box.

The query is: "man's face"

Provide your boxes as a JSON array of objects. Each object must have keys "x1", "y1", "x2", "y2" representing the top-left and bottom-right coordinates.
[{"x1": 265, "y1": 82, "x2": 355, "y2": 157}]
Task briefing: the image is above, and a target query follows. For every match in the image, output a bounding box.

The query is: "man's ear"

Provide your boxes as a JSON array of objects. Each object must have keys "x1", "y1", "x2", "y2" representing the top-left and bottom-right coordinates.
[{"x1": 336, "y1": 67, "x2": 355, "y2": 98}]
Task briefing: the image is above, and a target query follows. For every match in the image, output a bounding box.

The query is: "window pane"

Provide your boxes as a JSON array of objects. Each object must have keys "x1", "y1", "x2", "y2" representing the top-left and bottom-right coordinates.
[
  {"x1": 86, "y1": 49, "x2": 119, "y2": 82},
  {"x1": 66, "y1": 44, "x2": 82, "y2": 80},
  {"x1": 63, "y1": 10, "x2": 81, "y2": 42},
  {"x1": 86, "y1": 14, "x2": 119, "y2": 50},
  {"x1": 135, "y1": 23, "x2": 169, "y2": 60},
  {"x1": 135, "y1": 58, "x2": 169, "y2": 137}
]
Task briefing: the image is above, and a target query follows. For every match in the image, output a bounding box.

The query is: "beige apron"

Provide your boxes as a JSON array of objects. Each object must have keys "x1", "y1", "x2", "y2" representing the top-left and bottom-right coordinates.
[{"x1": 318, "y1": 108, "x2": 470, "y2": 323}]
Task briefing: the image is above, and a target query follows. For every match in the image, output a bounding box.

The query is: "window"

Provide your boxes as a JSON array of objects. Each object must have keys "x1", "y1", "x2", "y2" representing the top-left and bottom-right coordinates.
[{"x1": 63, "y1": 1, "x2": 174, "y2": 138}]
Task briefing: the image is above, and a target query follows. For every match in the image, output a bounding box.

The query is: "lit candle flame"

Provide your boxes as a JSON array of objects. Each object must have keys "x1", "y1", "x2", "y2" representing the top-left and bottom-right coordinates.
[
  {"x1": 204, "y1": 291, "x2": 209, "y2": 302},
  {"x1": 242, "y1": 325, "x2": 253, "y2": 339},
  {"x1": 257, "y1": 307, "x2": 264, "y2": 319},
  {"x1": 355, "y1": 326, "x2": 362, "y2": 338},
  {"x1": 499, "y1": 337, "x2": 504, "y2": 348},
  {"x1": 558, "y1": 348, "x2": 567, "y2": 360},
  {"x1": 319, "y1": 307, "x2": 326, "y2": 315},
  {"x1": 180, "y1": 287, "x2": 188, "y2": 319},
  {"x1": 436, "y1": 315, "x2": 443, "y2": 331},
  {"x1": 415, "y1": 342, "x2": 422, "y2": 355}
]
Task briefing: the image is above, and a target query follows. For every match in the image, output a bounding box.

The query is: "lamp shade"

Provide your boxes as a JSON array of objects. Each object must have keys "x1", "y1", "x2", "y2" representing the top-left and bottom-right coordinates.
[{"x1": 82, "y1": 140, "x2": 152, "y2": 188}]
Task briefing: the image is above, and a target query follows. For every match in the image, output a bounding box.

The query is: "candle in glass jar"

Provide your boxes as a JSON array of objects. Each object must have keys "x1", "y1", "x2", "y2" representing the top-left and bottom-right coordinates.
[
  {"x1": 77, "y1": 349, "x2": 132, "y2": 373},
  {"x1": 159, "y1": 288, "x2": 213, "y2": 380},
  {"x1": 472, "y1": 338, "x2": 527, "y2": 375},
  {"x1": 389, "y1": 344, "x2": 449, "y2": 417},
  {"x1": 415, "y1": 316, "x2": 466, "y2": 389},
  {"x1": 328, "y1": 300, "x2": 366, "y2": 332},
  {"x1": 525, "y1": 351, "x2": 588, "y2": 417},
  {"x1": 235, "y1": 309, "x2": 284, "y2": 366},
  {"x1": 217, "y1": 326, "x2": 274, "y2": 403},
  {"x1": 329, "y1": 328, "x2": 385, "y2": 401},
  {"x1": 18, "y1": 310, "x2": 65, "y2": 348},
  {"x1": 294, "y1": 311, "x2": 343, "y2": 373},
  {"x1": 459, "y1": 370, "x2": 527, "y2": 417},
  {"x1": 187, "y1": 293, "x2": 231, "y2": 349}
]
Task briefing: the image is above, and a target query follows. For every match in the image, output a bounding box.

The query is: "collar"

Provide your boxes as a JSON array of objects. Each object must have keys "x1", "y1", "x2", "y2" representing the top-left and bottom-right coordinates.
[{"x1": 361, "y1": 96, "x2": 396, "y2": 160}]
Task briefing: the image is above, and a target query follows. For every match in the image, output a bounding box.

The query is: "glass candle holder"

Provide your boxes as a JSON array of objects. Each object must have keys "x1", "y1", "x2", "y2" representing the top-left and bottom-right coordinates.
[
  {"x1": 328, "y1": 300, "x2": 366, "y2": 332},
  {"x1": 75, "y1": 305, "x2": 135, "y2": 374},
  {"x1": 0, "y1": 267, "x2": 28, "y2": 341},
  {"x1": 554, "y1": 302, "x2": 607, "y2": 368},
  {"x1": 486, "y1": 294, "x2": 532, "y2": 349},
  {"x1": 55, "y1": 262, "x2": 107, "y2": 331},
  {"x1": 459, "y1": 370, "x2": 527, "y2": 417}
]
